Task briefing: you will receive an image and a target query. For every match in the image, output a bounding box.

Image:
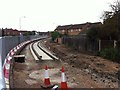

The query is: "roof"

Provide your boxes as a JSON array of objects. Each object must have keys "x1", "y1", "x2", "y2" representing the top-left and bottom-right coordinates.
[
  {"x1": 55, "y1": 24, "x2": 84, "y2": 31},
  {"x1": 55, "y1": 25, "x2": 72, "y2": 30},
  {"x1": 55, "y1": 22, "x2": 102, "y2": 31},
  {"x1": 71, "y1": 23, "x2": 89, "y2": 29}
]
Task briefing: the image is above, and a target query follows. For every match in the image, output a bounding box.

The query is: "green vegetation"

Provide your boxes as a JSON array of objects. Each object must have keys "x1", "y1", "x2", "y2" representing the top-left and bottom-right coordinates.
[
  {"x1": 100, "y1": 0, "x2": 120, "y2": 40},
  {"x1": 99, "y1": 1, "x2": 120, "y2": 63},
  {"x1": 86, "y1": 1, "x2": 120, "y2": 63},
  {"x1": 51, "y1": 31, "x2": 62, "y2": 42},
  {"x1": 87, "y1": 0, "x2": 120, "y2": 40},
  {"x1": 87, "y1": 26, "x2": 100, "y2": 41},
  {"x1": 99, "y1": 48, "x2": 120, "y2": 63}
]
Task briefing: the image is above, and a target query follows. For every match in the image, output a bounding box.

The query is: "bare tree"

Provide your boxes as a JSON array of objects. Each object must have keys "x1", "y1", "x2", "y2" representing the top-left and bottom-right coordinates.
[
  {"x1": 100, "y1": 0, "x2": 120, "y2": 40},
  {"x1": 110, "y1": 0, "x2": 120, "y2": 14},
  {"x1": 101, "y1": 0, "x2": 120, "y2": 21}
]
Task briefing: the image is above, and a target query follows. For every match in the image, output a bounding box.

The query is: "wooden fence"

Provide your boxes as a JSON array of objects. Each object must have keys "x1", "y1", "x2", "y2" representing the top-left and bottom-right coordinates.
[{"x1": 62, "y1": 36, "x2": 120, "y2": 53}]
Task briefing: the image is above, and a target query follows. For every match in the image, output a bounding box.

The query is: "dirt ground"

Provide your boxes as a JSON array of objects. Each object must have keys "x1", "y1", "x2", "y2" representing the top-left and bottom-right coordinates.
[{"x1": 11, "y1": 39, "x2": 120, "y2": 89}]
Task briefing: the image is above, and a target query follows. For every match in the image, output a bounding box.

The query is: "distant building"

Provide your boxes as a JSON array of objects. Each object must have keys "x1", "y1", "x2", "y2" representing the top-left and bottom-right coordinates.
[
  {"x1": 2, "y1": 28, "x2": 20, "y2": 36},
  {"x1": 55, "y1": 22, "x2": 102, "y2": 36},
  {"x1": 1, "y1": 28, "x2": 39, "y2": 36}
]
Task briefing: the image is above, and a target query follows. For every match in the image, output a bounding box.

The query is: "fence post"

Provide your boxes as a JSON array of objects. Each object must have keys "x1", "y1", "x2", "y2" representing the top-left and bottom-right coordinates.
[
  {"x1": 114, "y1": 40, "x2": 117, "y2": 48},
  {"x1": 99, "y1": 39, "x2": 101, "y2": 52}
]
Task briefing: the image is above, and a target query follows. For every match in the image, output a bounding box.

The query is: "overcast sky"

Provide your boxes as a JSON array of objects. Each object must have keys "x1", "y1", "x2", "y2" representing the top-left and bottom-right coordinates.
[{"x1": 0, "y1": 0, "x2": 115, "y2": 32}]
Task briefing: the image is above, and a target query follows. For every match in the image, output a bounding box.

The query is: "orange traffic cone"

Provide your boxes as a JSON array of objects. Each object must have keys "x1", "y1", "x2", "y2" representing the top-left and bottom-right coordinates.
[
  {"x1": 44, "y1": 65, "x2": 51, "y2": 86},
  {"x1": 60, "y1": 66, "x2": 68, "y2": 89}
]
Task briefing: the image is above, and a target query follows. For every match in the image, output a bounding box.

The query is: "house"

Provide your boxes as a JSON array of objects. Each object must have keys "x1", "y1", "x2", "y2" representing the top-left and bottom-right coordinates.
[
  {"x1": 78, "y1": 22, "x2": 102, "y2": 36},
  {"x1": 2, "y1": 28, "x2": 20, "y2": 36},
  {"x1": 54, "y1": 25, "x2": 72, "y2": 35},
  {"x1": 1, "y1": 28, "x2": 38, "y2": 36},
  {"x1": 55, "y1": 22, "x2": 102, "y2": 36}
]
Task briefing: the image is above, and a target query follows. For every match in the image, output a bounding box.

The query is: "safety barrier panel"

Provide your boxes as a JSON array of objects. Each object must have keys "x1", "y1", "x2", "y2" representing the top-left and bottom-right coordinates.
[
  {"x1": 3, "y1": 40, "x2": 30, "y2": 89},
  {"x1": 1, "y1": 37, "x2": 46, "y2": 89}
]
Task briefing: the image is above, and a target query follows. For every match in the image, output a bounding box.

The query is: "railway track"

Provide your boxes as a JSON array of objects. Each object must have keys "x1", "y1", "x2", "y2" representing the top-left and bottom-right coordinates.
[
  {"x1": 11, "y1": 39, "x2": 119, "y2": 88},
  {"x1": 30, "y1": 40, "x2": 58, "y2": 62}
]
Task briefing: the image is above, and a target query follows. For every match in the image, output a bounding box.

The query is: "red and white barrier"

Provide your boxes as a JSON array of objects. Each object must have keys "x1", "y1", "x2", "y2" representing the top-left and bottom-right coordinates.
[
  {"x1": 3, "y1": 40, "x2": 31, "y2": 88},
  {"x1": 3, "y1": 46, "x2": 18, "y2": 88}
]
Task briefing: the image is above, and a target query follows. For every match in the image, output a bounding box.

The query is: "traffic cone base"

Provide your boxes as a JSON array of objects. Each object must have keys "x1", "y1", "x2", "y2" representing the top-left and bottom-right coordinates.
[
  {"x1": 44, "y1": 78, "x2": 51, "y2": 86},
  {"x1": 61, "y1": 82, "x2": 68, "y2": 88}
]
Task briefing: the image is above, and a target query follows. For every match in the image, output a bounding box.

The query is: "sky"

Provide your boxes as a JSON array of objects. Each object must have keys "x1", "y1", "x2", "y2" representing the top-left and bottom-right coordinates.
[{"x1": 0, "y1": 0, "x2": 115, "y2": 32}]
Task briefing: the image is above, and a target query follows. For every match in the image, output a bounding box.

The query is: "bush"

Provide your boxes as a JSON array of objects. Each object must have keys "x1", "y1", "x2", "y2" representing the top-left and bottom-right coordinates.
[
  {"x1": 86, "y1": 26, "x2": 100, "y2": 41},
  {"x1": 99, "y1": 48, "x2": 120, "y2": 63},
  {"x1": 51, "y1": 31, "x2": 62, "y2": 42}
]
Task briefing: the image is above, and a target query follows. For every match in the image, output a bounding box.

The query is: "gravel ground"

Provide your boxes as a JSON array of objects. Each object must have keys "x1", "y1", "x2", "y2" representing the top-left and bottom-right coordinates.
[{"x1": 11, "y1": 39, "x2": 120, "y2": 89}]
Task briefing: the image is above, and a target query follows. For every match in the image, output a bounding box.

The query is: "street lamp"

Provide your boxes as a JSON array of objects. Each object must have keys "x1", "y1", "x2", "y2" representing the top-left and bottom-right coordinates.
[
  {"x1": 19, "y1": 16, "x2": 26, "y2": 30},
  {"x1": 18, "y1": 16, "x2": 26, "y2": 44}
]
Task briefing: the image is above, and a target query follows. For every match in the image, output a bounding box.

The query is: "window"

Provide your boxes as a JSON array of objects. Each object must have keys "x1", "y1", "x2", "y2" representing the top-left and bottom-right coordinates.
[
  {"x1": 7, "y1": 32, "x2": 10, "y2": 35},
  {"x1": 79, "y1": 29, "x2": 81, "y2": 31},
  {"x1": 62, "y1": 30, "x2": 64, "y2": 32}
]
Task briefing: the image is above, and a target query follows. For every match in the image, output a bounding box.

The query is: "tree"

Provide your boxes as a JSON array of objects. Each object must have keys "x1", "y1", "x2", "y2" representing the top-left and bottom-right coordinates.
[
  {"x1": 101, "y1": 0, "x2": 120, "y2": 21},
  {"x1": 51, "y1": 31, "x2": 62, "y2": 42},
  {"x1": 102, "y1": 15, "x2": 118, "y2": 40},
  {"x1": 101, "y1": 0, "x2": 120, "y2": 40},
  {"x1": 87, "y1": 26, "x2": 101, "y2": 41}
]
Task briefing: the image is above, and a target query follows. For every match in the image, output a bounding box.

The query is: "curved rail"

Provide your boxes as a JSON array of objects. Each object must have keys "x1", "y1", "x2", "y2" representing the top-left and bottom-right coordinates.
[
  {"x1": 30, "y1": 40, "x2": 58, "y2": 62},
  {"x1": 37, "y1": 41, "x2": 58, "y2": 60},
  {"x1": 32, "y1": 41, "x2": 53, "y2": 60}
]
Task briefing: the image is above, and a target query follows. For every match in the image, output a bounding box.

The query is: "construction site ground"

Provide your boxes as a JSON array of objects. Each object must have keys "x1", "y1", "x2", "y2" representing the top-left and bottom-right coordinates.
[{"x1": 11, "y1": 39, "x2": 120, "y2": 89}]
